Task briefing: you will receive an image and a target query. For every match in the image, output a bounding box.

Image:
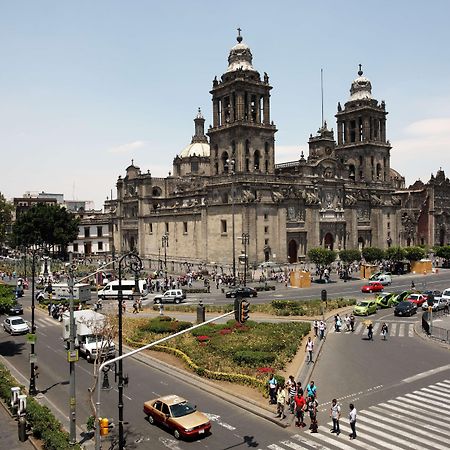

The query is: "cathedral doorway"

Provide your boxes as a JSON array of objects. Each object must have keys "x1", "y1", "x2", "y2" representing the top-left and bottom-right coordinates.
[
  {"x1": 358, "y1": 237, "x2": 364, "y2": 250},
  {"x1": 288, "y1": 240, "x2": 298, "y2": 263},
  {"x1": 324, "y1": 233, "x2": 334, "y2": 250},
  {"x1": 264, "y1": 247, "x2": 271, "y2": 262}
]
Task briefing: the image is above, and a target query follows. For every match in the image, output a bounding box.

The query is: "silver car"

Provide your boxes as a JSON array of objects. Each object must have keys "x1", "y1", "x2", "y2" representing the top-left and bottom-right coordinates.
[{"x1": 3, "y1": 317, "x2": 30, "y2": 335}]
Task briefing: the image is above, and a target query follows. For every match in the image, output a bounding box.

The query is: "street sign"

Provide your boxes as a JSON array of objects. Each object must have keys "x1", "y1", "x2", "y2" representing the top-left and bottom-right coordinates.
[
  {"x1": 26, "y1": 333, "x2": 37, "y2": 344},
  {"x1": 67, "y1": 350, "x2": 79, "y2": 362},
  {"x1": 29, "y1": 353, "x2": 37, "y2": 364}
]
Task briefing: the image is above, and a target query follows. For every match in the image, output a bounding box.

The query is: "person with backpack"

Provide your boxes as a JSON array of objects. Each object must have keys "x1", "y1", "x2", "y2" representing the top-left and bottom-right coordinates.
[{"x1": 307, "y1": 394, "x2": 318, "y2": 433}]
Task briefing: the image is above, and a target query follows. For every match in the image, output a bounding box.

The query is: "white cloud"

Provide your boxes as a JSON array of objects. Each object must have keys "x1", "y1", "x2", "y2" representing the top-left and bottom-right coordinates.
[
  {"x1": 108, "y1": 140, "x2": 146, "y2": 154},
  {"x1": 391, "y1": 117, "x2": 450, "y2": 185}
]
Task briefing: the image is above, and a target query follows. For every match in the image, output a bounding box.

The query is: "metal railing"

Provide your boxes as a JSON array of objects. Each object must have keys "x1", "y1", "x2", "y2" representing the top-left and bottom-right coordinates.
[{"x1": 422, "y1": 310, "x2": 450, "y2": 343}]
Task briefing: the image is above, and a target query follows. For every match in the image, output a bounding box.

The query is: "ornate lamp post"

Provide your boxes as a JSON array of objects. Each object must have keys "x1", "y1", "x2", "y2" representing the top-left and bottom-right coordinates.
[
  {"x1": 117, "y1": 252, "x2": 142, "y2": 450},
  {"x1": 226, "y1": 158, "x2": 236, "y2": 284},
  {"x1": 162, "y1": 234, "x2": 169, "y2": 286},
  {"x1": 241, "y1": 233, "x2": 249, "y2": 286}
]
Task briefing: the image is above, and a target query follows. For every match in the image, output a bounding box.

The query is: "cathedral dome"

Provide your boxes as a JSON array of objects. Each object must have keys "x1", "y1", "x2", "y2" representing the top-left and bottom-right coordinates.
[
  {"x1": 227, "y1": 29, "x2": 255, "y2": 72},
  {"x1": 179, "y1": 142, "x2": 210, "y2": 158},
  {"x1": 350, "y1": 65, "x2": 372, "y2": 101}
]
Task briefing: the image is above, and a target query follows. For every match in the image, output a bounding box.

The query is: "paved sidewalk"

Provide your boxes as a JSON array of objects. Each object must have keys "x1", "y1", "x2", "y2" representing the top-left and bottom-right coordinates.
[{"x1": 0, "y1": 401, "x2": 35, "y2": 450}]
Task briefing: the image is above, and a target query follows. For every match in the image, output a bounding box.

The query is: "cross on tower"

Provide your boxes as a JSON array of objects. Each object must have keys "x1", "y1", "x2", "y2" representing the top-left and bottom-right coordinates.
[
  {"x1": 358, "y1": 64, "x2": 363, "y2": 76},
  {"x1": 237, "y1": 27, "x2": 243, "y2": 43}
]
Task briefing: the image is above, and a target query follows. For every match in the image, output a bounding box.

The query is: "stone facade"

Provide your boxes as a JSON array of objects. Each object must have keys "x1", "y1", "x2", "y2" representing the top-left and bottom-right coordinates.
[{"x1": 109, "y1": 33, "x2": 450, "y2": 269}]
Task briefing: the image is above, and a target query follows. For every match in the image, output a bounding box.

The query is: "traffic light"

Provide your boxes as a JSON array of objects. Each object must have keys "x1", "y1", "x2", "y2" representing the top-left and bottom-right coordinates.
[
  {"x1": 234, "y1": 298, "x2": 250, "y2": 324},
  {"x1": 321, "y1": 289, "x2": 327, "y2": 302},
  {"x1": 99, "y1": 417, "x2": 109, "y2": 436}
]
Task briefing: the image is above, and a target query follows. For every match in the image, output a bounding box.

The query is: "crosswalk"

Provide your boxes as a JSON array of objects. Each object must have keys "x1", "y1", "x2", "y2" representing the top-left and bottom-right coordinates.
[
  {"x1": 266, "y1": 379, "x2": 450, "y2": 450},
  {"x1": 34, "y1": 315, "x2": 60, "y2": 328},
  {"x1": 325, "y1": 321, "x2": 415, "y2": 338}
]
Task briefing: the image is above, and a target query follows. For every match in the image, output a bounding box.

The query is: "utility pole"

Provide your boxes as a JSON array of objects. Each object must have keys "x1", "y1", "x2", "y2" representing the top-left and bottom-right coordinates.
[{"x1": 68, "y1": 254, "x2": 77, "y2": 445}]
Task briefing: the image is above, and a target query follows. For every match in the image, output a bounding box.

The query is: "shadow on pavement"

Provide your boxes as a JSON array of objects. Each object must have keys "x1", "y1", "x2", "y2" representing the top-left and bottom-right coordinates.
[{"x1": 0, "y1": 340, "x2": 25, "y2": 357}]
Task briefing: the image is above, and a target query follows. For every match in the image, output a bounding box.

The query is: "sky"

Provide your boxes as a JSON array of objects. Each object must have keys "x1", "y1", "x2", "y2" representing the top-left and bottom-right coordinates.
[{"x1": 1, "y1": 0, "x2": 450, "y2": 209}]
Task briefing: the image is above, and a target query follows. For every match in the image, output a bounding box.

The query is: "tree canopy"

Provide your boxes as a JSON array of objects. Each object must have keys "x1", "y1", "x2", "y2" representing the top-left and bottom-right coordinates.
[
  {"x1": 435, "y1": 245, "x2": 450, "y2": 261},
  {"x1": 338, "y1": 249, "x2": 361, "y2": 264},
  {"x1": 307, "y1": 248, "x2": 336, "y2": 280},
  {"x1": 11, "y1": 204, "x2": 79, "y2": 251},
  {"x1": 361, "y1": 247, "x2": 385, "y2": 264},
  {"x1": 385, "y1": 246, "x2": 406, "y2": 263},
  {"x1": 403, "y1": 246, "x2": 426, "y2": 262},
  {"x1": 0, "y1": 193, "x2": 13, "y2": 248}
]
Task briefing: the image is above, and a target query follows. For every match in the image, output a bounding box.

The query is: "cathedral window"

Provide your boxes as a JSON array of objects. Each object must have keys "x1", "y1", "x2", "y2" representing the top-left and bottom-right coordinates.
[
  {"x1": 245, "y1": 158, "x2": 250, "y2": 172},
  {"x1": 183, "y1": 222, "x2": 188, "y2": 234},
  {"x1": 250, "y1": 94, "x2": 257, "y2": 122},
  {"x1": 254, "y1": 150, "x2": 261, "y2": 171},
  {"x1": 264, "y1": 213, "x2": 268, "y2": 220},
  {"x1": 349, "y1": 164, "x2": 355, "y2": 181},
  {"x1": 215, "y1": 162, "x2": 219, "y2": 175},
  {"x1": 165, "y1": 222, "x2": 169, "y2": 233},
  {"x1": 149, "y1": 223, "x2": 153, "y2": 234},
  {"x1": 376, "y1": 163, "x2": 382, "y2": 180},
  {"x1": 221, "y1": 219, "x2": 227, "y2": 234},
  {"x1": 265, "y1": 160, "x2": 269, "y2": 173},
  {"x1": 350, "y1": 120, "x2": 356, "y2": 142},
  {"x1": 264, "y1": 226, "x2": 269, "y2": 234},
  {"x1": 191, "y1": 160, "x2": 199, "y2": 173},
  {"x1": 224, "y1": 96, "x2": 231, "y2": 123},
  {"x1": 222, "y1": 152, "x2": 229, "y2": 173}
]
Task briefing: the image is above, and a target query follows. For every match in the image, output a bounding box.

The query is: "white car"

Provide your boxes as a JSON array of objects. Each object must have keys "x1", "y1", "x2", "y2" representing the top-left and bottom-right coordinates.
[
  {"x1": 441, "y1": 289, "x2": 450, "y2": 303},
  {"x1": 422, "y1": 298, "x2": 448, "y2": 312},
  {"x1": 372, "y1": 274, "x2": 392, "y2": 285},
  {"x1": 3, "y1": 317, "x2": 30, "y2": 335}
]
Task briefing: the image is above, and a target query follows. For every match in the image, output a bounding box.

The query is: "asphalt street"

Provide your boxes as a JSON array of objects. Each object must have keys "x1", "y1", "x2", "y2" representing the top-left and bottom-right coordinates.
[{"x1": 1, "y1": 270, "x2": 449, "y2": 449}]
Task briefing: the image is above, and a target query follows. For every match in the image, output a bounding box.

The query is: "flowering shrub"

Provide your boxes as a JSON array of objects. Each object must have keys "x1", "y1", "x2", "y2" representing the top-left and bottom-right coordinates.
[
  {"x1": 197, "y1": 335, "x2": 210, "y2": 342},
  {"x1": 219, "y1": 328, "x2": 232, "y2": 335},
  {"x1": 257, "y1": 367, "x2": 274, "y2": 373}
]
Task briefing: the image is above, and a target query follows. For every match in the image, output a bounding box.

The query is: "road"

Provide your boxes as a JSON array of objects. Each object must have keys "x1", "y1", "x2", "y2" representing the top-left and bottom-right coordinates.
[{"x1": 1, "y1": 270, "x2": 450, "y2": 449}]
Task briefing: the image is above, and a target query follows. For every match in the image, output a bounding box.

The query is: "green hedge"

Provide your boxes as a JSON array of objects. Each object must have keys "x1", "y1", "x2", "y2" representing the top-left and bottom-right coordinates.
[
  {"x1": 141, "y1": 316, "x2": 193, "y2": 334},
  {"x1": 0, "y1": 363, "x2": 81, "y2": 449}
]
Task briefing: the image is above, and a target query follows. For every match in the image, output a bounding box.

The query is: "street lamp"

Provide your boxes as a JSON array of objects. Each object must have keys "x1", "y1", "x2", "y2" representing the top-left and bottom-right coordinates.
[
  {"x1": 226, "y1": 158, "x2": 236, "y2": 284},
  {"x1": 241, "y1": 233, "x2": 249, "y2": 286},
  {"x1": 162, "y1": 233, "x2": 169, "y2": 287},
  {"x1": 117, "y1": 252, "x2": 142, "y2": 450}
]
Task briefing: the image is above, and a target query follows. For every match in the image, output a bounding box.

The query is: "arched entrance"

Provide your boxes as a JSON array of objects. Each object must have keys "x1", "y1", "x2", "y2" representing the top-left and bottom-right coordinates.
[
  {"x1": 288, "y1": 240, "x2": 298, "y2": 263},
  {"x1": 324, "y1": 233, "x2": 334, "y2": 250}
]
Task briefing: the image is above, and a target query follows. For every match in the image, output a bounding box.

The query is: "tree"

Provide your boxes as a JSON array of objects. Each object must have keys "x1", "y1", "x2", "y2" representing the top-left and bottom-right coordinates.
[
  {"x1": 361, "y1": 247, "x2": 385, "y2": 264},
  {"x1": 338, "y1": 249, "x2": 361, "y2": 279},
  {"x1": 0, "y1": 284, "x2": 15, "y2": 314},
  {"x1": 11, "y1": 204, "x2": 79, "y2": 254},
  {"x1": 0, "y1": 192, "x2": 13, "y2": 249},
  {"x1": 404, "y1": 246, "x2": 425, "y2": 262},
  {"x1": 385, "y1": 246, "x2": 406, "y2": 264},
  {"x1": 435, "y1": 245, "x2": 450, "y2": 262},
  {"x1": 307, "y1": 248, "x2": 336, "y2": 280}
]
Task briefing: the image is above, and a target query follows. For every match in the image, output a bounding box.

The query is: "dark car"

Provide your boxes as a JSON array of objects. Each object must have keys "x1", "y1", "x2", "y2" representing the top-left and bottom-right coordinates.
[
  {"x1": 394, "y1": 301, "x2": 417, "y2": 317},
  {"x1": 9, "y1": 302, "x2": 23, "y2": 315},
  {"x1": 225, "y1": 287, "x2": 257, "y2": 298}
]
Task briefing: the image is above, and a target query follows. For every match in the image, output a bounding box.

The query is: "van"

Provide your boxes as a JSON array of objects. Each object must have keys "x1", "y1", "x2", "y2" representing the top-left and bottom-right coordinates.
[
  {"x1": 36, "y1": 283, "x2": 91, "y2": 303},
  {"x1": 98, "y1": 280, "x2": 148, "y2": 300},
  {"x1": 371, "y1": 273, "x2": 392, "y2": 286}
]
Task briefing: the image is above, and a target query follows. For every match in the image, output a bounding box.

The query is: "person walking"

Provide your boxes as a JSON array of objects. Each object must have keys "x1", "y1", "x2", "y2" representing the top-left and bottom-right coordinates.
[
  {"x1": 276, "y1": 384, "x2": 286, "y2": 419},
  {"x1": 305, "y1": 337, "x2": 314, "y2": 363},
  {"x1": 381, "y1": 322, "x2": 388, "y2": 340},
  {"x1": 286, "y1": 376, "x2": 297, "y2": 414},
  {"x1": 350, "y1": 314, "x2": 355, "y2": 332},
  {"x1": 306, "y1": 380, "x2": 317, "y2": 399},
  {"x1": 319, "y1": 320, "x2": 326, "y2": 340},
  {"x1": 411, "y1": 280, "x2": 415, "y2": 290},
  {"x1": 307, "y1": 394, "x2": 318, "y2": 433},
  {"x1": 313, "y1": 320, "x2": 319, "y2": 337},
  {"x1": 349, "y1": 403, "x2": 357, "y2": 439},
  {"x1": 330, "y1": 398, "x2": 341, "y2": 435},
  {"x1": 268, "y1": 373, "x2": 278, "y2": 405},
  {"x1": 367, "y1": 323, "x2": 373, "y2": 341}
]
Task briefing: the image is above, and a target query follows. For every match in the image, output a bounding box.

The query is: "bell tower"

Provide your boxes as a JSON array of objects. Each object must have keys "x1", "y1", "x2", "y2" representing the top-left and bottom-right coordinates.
[
  {"x1": 335, "y1": 65, "x2": 391, "y2": 183},
  {"x1": 208, "y1": 30, "x2": 277, "y2": 176}
]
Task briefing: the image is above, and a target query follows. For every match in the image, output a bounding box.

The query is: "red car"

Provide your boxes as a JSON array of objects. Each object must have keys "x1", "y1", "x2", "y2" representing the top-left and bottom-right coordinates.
[
  {"x1": 361, "y1": 281, "x2": 384, "y2": 293},
  {"x1": 406, "y1": 293, "x2": 426, "y2": 307}
]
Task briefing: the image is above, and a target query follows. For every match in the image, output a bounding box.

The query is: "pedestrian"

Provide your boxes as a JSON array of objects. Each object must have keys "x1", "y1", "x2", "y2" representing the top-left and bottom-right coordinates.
[
  {"x1": 276, "y1": 384, "x2": 286, "y2": 419},
  {"x1": 348, "y1": 403, "x2": 357, "y2": 439},
  {"x1": 305, "y1": 336, "x2": 314, "y2": 363},
  {"x1": 294, "y1": 390, "x2": 307, "y2": 427},
  {"x1": 158, "y1": 303, "x2": 164, "y2": 316},
  {"x1": 330, "y1": 398, "x2": 341, "y2": 435},
  {"x1": 350, "y1": 314, "x2": 355, "y2": 332},
  {"x1": 286, "y1": 375, "x2": 297, "y2": 414},
  {"x1": 307, "y1": 394, "x2": 318, "y2": 433},
  {"x1": 138, "y1": 296, "x2": 143, "y2": 311},
  {"x1": 306, "y1": 380, "x2": 317, "y2": 399},
  {"x1": 319, "y1": 320, "x2": 326, "y2": 340},
  {"x1": 122, "y1": 299, "x2": 126, "y2": 314},
  {"x1": 411, "y1": 280, "x2": 415, "y2": 289},
  {"x1": 367, "y1": 323, "x2": 373, "y2": 341},
  {"x1": 381, "y1": 322, "x2": 388, "y2": 340},
  {"x1": 335, "y1": 314, "x2": 341, "y2": 332},
  {"x1": 313, "y1": 320, "x2": 318, "y2": 337},
  {"x1": 33, "y1": 365, "x2": 39, "y2": 379},
  {"x1": 268, "y1": 373, "x2": 278, "y2": 405},
  {"x1": 132, "y1": 301, "x2": 139, "y2": 314},
  {"x1": 344, "y1": 314, "x2": 350, "y2": 332},
  {"x1": 48, "y1": 302, "x2": 52, "y2": 316}
]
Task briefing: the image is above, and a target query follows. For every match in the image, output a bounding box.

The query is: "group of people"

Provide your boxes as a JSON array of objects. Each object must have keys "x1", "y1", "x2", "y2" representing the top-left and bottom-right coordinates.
[{"x1": 268, "y1": 374, "x2": 358, "y2": 439}]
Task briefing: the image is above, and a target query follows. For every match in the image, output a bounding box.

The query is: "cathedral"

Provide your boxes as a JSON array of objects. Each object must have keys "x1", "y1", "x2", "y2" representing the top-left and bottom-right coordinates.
[{"x1": 108, "y1": 32, "x2": 450, "y2": 269}]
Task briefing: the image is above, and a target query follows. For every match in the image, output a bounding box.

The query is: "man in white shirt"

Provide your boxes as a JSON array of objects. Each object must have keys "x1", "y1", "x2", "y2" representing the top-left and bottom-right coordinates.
[
  {"x1": 330, "y1": 398, "x2": 341, "y2": 435},
  {"x1": 348, "y1": 403, "x2": 357, "y2": 439},
  {"x1": 305, "y1": 336, "x2": 314, "y2": 363}
]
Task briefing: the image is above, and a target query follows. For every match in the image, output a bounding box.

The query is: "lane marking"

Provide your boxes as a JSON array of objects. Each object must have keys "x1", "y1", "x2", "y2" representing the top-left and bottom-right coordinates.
[
  {"x1": 395, "y1": 395, "x2": 450, "y2": 416},
  {"x1": 398, "y1": 323, "x2": 405, "y2": 337},
  {"x1": 290, "y1": 434, "x2": 330, "y2": 449},
  {"x1": 408, "y1": 324, "x2": 414, "y2": 337},
  {"x1": 402, "y1": 364, "x2": 450, "y2": 383},
  {"x1": 204, "y1": 412, "x2": 236, "y2": 430},
  {"x1": 315, "y1": 426, "x2": 379, "y2": 450},
  {"x1": 335, "y1": 423, "x2": 404, "y2": 450},
  {"x1": 390, "y1": 323, "x2": 396, "y2": 336}
]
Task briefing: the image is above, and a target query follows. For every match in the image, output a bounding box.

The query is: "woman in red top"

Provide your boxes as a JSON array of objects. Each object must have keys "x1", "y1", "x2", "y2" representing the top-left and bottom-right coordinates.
[{"x1": 294, "y1": 390, "x2": 307, "y2": 427}]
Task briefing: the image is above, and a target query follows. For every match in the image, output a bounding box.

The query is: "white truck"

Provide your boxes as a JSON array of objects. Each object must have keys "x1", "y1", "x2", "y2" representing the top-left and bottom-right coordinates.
[
  {"x1": 37, "y1": 283, "x2": 92, "y2": 303},
  {"x1": 62, "y1": 310, "x2": 115, "y2": 363}
]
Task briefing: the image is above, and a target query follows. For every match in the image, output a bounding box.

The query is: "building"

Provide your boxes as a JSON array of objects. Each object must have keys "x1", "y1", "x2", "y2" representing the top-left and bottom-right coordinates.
[{"x1": 110, "y1": 32, "x2": 449, "y2": 270}]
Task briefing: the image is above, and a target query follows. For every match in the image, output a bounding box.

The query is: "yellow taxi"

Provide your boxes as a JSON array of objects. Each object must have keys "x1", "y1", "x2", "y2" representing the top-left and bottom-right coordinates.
[{"x1": 143, "y1": 395, "x2": 211, "y2": 440}]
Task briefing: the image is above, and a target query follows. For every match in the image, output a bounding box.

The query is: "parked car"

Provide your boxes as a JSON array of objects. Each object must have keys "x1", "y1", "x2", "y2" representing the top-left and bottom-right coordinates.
[
  {"x1": 153, "y1": 289, "x2": 186, "y2": 304},
  {"x1": 353, "y1": 300, "x2": 377, "y2": 316},
  {"x1": 3, "y1": 317, "x2": 30, "y2": 335},
  {"x1": 143, "y1": 395, "x2": 211, "y2": 440},
  {"x1": 361, "y1": 282, "x2": 384, "y2": 293},
  {"x1": 394, "y1": 301, "x2": 417, "y2": 317},
  {"x1": 406, "y1": 293, "x2": 427, "y2": 307},
  {"x1": 225, "y1": 286, "x2": 257, "y2": 298},
  {"x1": 375, "y1": 292, "x2": 395, "y2": 309},
  {"x1": 422, "y1": 298, "x2": 448, "y2": 311},
  {"x1": 422, "y1": 290, "x2": 442, "y2": 301},
  {"x1": 9, "y1": 302, "x2": 23, "y2": 315},
  {"x1": 441, "y1": 288, "x2": 450, "y2": 303}
]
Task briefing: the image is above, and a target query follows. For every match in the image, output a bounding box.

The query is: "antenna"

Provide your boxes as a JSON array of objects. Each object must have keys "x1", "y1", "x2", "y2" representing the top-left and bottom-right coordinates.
[{"x1": 321, "y1": 68, "x2": 324, "y2": 127}]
